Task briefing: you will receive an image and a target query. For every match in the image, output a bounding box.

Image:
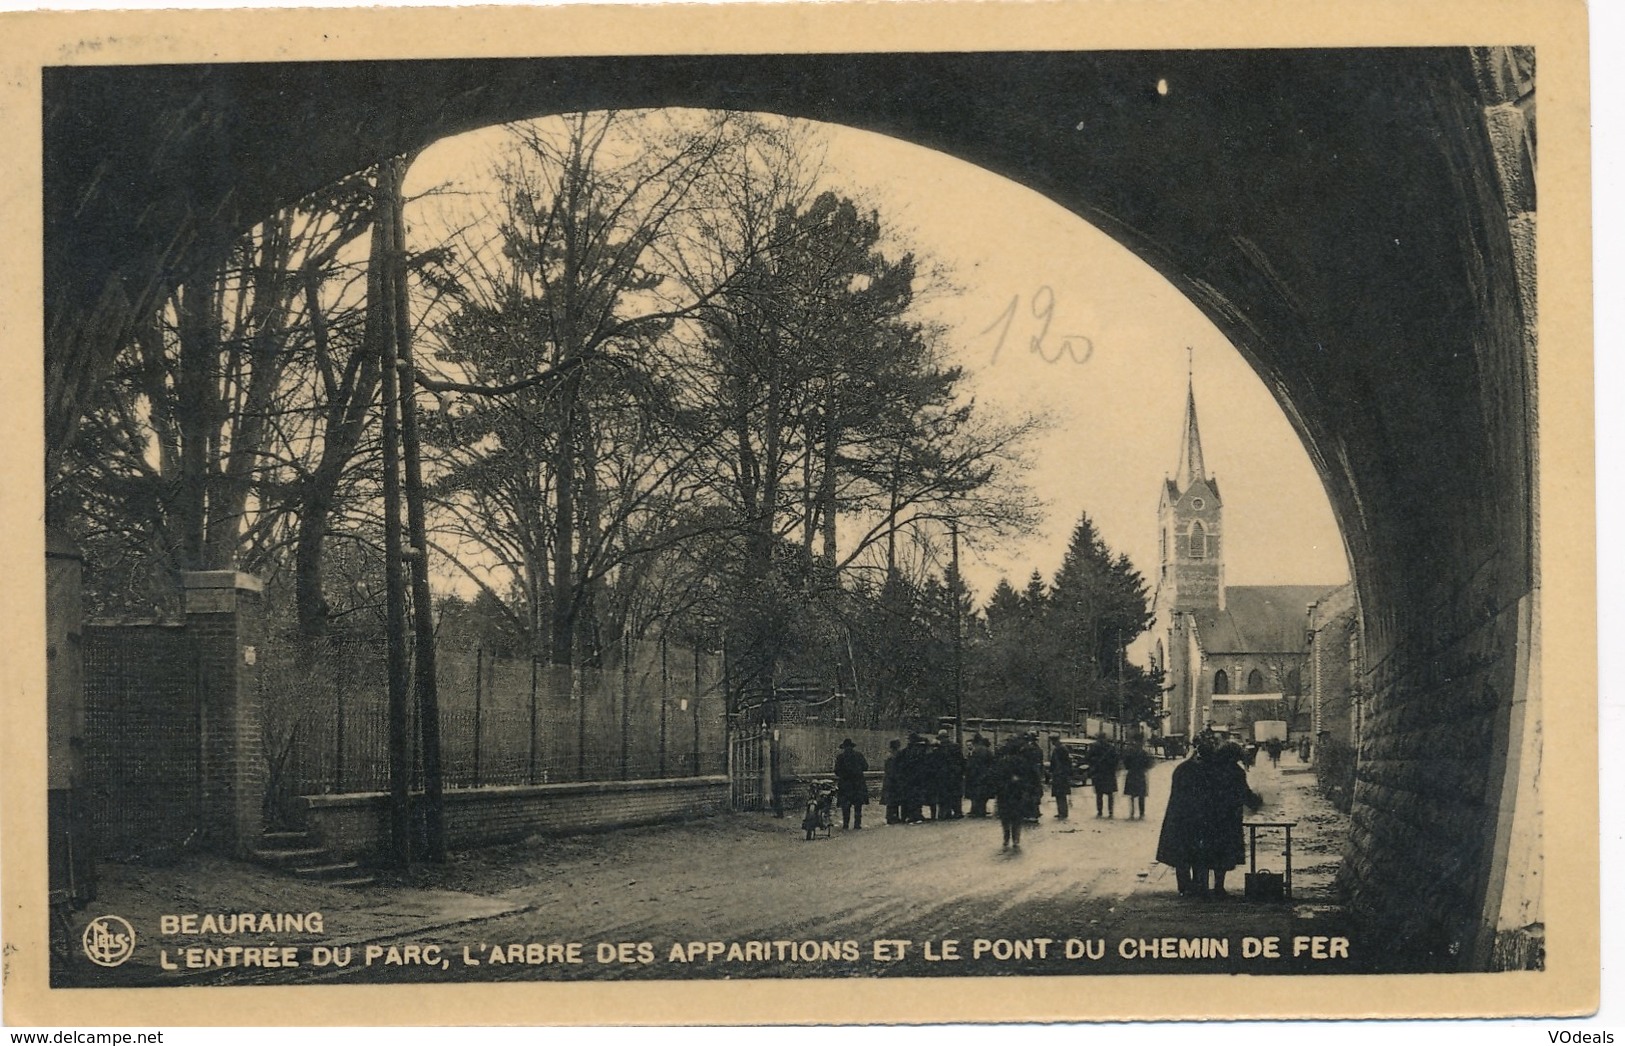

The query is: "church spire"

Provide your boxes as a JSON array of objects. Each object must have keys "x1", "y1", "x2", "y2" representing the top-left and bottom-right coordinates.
[{"x1": 1175, "y1": 368, "x2": 1208, "y2": 491}]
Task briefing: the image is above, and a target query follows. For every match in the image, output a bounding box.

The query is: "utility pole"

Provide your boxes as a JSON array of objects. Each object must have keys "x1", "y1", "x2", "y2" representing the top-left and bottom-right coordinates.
[
  {"x1": 373, "y1": 160, "x2": 411, "y2": 870},
  {"x1": 951, "y1": 519, "x2": 963, "y2": 744},
  {"x1": 1116, "y1": 627, "x2": 1126, "y2": 741},
  {"x1": 387, "y1": 154, "x2": 446, "y2": 862}
]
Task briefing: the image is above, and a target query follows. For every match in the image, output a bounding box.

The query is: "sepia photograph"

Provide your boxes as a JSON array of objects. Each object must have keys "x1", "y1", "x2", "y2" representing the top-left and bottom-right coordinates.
[{"x1": 2, "y1": 0, "x2": 1598, "y2": 1027}]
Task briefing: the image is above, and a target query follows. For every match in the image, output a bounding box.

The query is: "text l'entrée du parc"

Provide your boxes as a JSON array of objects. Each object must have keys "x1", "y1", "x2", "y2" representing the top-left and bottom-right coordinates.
[{"x1": 147, "y1": 912, "x2": 1351, "y2": 972}]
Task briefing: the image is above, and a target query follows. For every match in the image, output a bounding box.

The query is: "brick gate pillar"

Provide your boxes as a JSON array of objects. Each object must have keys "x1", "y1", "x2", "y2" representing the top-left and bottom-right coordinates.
[
  {"x1": 182, "y1": 570, "x2": 264, "y2": 856},
  {"x1": 46, "y1": 527, "x2": 94, "y2": 902}
]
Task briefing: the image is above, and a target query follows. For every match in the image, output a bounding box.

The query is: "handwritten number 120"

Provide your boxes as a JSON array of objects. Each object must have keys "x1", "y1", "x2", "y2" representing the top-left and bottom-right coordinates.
[{"x1": 982, "y1": 286, "x2": 1093, "y2": 365}]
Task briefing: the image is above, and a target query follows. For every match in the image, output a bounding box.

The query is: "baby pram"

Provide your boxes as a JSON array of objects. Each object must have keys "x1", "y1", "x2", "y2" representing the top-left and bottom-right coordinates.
[{"x1": 802, "y1": 781, "x2": 835, "y2": 840}]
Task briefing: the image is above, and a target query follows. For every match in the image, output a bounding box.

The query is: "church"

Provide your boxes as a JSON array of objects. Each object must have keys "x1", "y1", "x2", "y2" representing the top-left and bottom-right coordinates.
[{"x1": 1146, "y1": 379, "x2": 1334, "y2": 740}]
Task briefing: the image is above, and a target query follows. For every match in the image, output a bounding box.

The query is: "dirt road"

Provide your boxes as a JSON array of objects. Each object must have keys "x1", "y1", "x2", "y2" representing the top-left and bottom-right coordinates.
[
  {"x1": 63, "y1": 757, "x2": 1360, "y2": 986},
  {"x1": 304, "y1": 758, "x2": 1360, "y2": 981}
]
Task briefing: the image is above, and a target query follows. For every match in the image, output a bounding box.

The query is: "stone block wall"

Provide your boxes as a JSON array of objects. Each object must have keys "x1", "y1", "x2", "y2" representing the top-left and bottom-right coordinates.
[
  {"x1": 1331, "y1": 46, "x2": 1543, "y2": 975},
  {"x1": 1339, "y1": 588, "x2": 1530, "y2": 969},
  {"x1": 301, "y1": 776, "x2": 730, "y2": 862}
]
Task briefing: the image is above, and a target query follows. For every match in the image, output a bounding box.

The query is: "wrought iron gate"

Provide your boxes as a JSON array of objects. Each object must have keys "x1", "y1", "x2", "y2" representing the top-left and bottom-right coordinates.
[{"x1": 729, "y1": 710, "x2": 767, "y2": 811}]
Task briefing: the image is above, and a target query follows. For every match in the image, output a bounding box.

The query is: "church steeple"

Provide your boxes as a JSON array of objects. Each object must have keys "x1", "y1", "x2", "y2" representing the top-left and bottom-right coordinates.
[
  {"x1": 1155, "y1": 357, "x2": 1223, "y2": 615},
  {"x1": 1175, "y1": 377, "x2": 1208, "y2": 491}
]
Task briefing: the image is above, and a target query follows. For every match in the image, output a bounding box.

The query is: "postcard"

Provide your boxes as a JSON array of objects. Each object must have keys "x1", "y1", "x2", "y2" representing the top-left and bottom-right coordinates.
[{"x1": 0, "y1": 0, "x2": 1596, "y2": 1026}]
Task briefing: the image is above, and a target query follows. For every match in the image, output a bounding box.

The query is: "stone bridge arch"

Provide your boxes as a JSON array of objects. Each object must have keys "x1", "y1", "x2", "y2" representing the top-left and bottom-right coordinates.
[{"x1": 43, "y1": 47, "x2": 1540, "y2": 970}]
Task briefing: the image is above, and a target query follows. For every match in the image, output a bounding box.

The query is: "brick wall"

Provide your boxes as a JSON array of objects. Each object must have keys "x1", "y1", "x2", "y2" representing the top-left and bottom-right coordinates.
[
  {"x1": 79, "y1": 571, "x2": 265, "y2": 859},
  {"x1": 184, "y1": 571, "x2": 265, "y2": 855},
  {"x1": 301, "y1": 776, "x2": 730, "y2": 862}
]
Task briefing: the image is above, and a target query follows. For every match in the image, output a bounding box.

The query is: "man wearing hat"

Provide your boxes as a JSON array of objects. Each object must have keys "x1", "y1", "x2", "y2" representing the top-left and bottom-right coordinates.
[{"x1": 833, "y1": 738, "x2": 871, "y2": 830}]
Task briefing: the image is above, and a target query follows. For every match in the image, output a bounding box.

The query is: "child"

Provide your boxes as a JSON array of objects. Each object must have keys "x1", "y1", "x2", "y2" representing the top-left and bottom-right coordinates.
[{"x1": 802, "y1": 782, "x2": 834, "y2": 840}]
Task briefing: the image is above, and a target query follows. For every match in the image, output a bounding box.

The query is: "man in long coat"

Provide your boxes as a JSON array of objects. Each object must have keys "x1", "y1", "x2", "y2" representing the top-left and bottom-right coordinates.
[
  {"x1": 1047, "y1": 735, "x2": 1074, "y2": 821},
  {"x1": 881, "y1": 739, "x2": 904, "y2": 824},
  {"x1": 1121, "y1": 739, "x2": 1154, "y2": 820},
  {"x1": 1156, "y1": 741, "x2": 1211, "y2": 895},
  {"x1": 1018, "y1": 731, "x2": 1045, "y2": 822},
  {"x1": 1088, "y1": 734, "x2": 1120, "y2": 818},
  {"x1": 833, "y1": 738, "x2": 870, "y2": 830},
  {"x1": 898, "y1": 734, "x2": 931, "y2": 823},
  {"x1": 964, "y1": 734, "x2": 996, "y2": 817}
]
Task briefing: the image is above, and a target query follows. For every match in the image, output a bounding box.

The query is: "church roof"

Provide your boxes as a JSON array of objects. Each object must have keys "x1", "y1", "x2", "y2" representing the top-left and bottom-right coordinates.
[{"x1": 1193, "y1": 585, "x2": 1338, "y2": 654}]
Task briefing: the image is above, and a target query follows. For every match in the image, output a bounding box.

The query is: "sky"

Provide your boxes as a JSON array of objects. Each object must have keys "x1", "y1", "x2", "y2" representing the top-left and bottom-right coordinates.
[{"x1": 404, "y1": 113, "x2": 1351, "y2": 611}]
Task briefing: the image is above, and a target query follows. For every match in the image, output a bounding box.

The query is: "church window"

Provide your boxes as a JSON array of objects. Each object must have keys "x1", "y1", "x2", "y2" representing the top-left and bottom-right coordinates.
[
  {"x1": 1192, "y1": 497, "x2": 1205, "y2": 510},
  {"x1": 1189, "y1": 521, "x2": 1207, "y2": 559},
  {"x1": 1247, "y1": 668, "x2": 1265, "y2": 692},
  {"x1": 1213, "y1": 669, "x2": 1229, "y2": 694},
  {"x1": 1160, "y1": 527, "x2": 1167, "y2": 564}
]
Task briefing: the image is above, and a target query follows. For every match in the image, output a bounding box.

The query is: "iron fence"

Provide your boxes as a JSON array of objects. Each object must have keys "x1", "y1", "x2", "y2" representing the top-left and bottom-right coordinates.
[{"x1": 261, "y1": 634, "x2": 728, "y2": 824}]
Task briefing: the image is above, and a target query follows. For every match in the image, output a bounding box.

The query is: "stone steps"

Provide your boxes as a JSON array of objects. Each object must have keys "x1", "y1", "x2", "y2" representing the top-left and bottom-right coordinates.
[{"x1": 254, "y1": 830, "x2": 375, "y2": 888}]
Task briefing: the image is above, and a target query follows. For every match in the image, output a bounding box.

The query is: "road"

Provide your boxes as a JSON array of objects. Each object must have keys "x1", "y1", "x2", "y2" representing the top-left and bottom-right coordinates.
[{"x1": 303, "y1": 756, "x2": 1360, "y2": 982}]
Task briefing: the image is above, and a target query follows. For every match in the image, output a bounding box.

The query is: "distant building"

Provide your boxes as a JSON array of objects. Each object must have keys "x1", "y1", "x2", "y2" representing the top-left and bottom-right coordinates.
[{"x1": 1146, "y1": 378, "x2": 1331, "y2": 739}]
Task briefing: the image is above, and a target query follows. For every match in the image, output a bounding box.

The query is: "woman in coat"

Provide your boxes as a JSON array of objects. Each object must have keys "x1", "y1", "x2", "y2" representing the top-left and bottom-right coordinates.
[
  {"x1": 994, "y1": 736, "x2": 1043, "y2": 850},
  {"x1": 1121, "y1": 740, "x2": 1154, "y2": 820},
  {"x1": 1198, "y1": 741, "x2": 1261, "y2": 896}
]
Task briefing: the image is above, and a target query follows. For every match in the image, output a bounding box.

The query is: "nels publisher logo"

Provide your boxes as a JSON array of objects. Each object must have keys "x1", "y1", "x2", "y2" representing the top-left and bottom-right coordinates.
[{"x1": 82, "y1": 915, "x2": 136, "y2": 967}]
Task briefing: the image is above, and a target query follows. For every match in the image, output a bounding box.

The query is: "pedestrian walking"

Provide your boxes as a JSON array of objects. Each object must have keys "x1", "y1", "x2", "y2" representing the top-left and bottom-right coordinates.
[
  {"x1": 965, "y1": 734, "x2": 995, "y2": 817},
  {"x1": 833, "y1": 738, "x2": 870, "y2": 830},
  {"x1": 1265, "y1": 737, "x2": 1283, "y2": 768},
  {"x1": 1088, "y1": 734, "x2": 1120, "y2": 818},
  {"x1": 994, "y1": 736, "x2": 1042, "y2": 851},
  {"x1": 1047, "y1": 735, "x2": 1073, "y2": 821},
  {"x1": 1122, "y1": 739, "x2": 1153, "y2": 820},
  {"x1": 881, "y1": 739, "x2": 903, "y2": 824}
]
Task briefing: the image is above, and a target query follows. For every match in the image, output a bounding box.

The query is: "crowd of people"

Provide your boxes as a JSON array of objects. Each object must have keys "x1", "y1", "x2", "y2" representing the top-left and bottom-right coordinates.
[
  {"x1": 825, "y1": 730, "x2": 1160, "y2": 851},
  {"x1": 822, "y1": 724, "x2": 1272, "y2": 897}
]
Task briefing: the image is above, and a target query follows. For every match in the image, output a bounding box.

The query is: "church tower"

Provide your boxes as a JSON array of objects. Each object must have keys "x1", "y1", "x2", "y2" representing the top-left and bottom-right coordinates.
[
  {"x1": 1151, "y1": 369, "x2": 1225, "y2": 738},
  {"x1": 1154, "y1": 376, "x2": 1224, "y2": 615}
]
